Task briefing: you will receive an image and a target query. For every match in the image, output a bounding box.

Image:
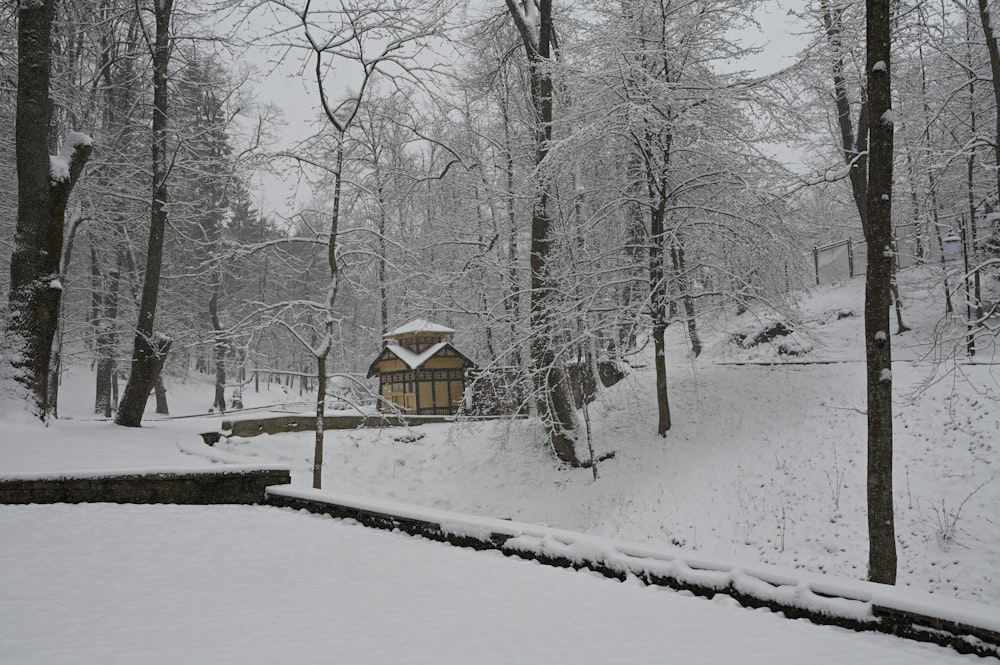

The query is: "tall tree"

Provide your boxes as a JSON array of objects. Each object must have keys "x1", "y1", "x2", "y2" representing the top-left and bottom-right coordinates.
[
  {"x1": 864, "y1": 0, "x2": 897, "y2": 585},
  {"x1": 116, "y1": 0, "x2": 175, "y2": 426},
  {"x1": 975, "y1": 0, "x2": 1000, "y2": 201},
  {"x1": 255, "y1": 0, "x2": 452, "y2": 486},
  {"x1": 505, "y1": 0, "x2": 584, "y2": 466},
  {"x1": 818, "y1": 0, "x2": 908, "y2": 334},
  {"x1": 6, "y1": 0, "x2": 92, "y2": 419}
]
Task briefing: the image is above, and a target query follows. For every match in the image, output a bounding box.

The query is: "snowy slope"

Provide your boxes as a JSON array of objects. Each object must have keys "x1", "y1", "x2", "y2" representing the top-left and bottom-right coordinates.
[{"x1": 213, "y1": 266, "x2": 1000, "y2": 606}]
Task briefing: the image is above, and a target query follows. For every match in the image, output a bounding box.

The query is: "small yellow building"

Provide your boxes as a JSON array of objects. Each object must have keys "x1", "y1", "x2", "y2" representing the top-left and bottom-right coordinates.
[{"x1": 367, "y1": 319, "x2": 475, "y2": 416}]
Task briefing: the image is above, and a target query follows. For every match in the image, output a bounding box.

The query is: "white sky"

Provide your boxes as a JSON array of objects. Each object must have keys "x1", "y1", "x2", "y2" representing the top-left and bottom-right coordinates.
[{"x1": 246, "y1": 0, "x2": 809, "y2": 219}]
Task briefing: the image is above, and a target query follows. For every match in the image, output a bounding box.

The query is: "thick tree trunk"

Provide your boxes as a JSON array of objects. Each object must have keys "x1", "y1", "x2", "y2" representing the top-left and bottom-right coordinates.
[
  {"x1": 154, "y1": 375, "x2": 169, "y2": 415},
  {"x1": 865, "y1": 0, "x2": 897, "y2": 586},
  {"x1": 8, "y1": 0, "x2": 92, "y2": 418},
  {"x1": 116, "y1": 0, "x2": 174, "y2": 427},
  {"x1": 650, "y1": 201, "x2": 671, "y2": 437},
  {"x1": 116, "y1": 334, "x2": 172, "y2": 425},
  {"x1": 506, "y1": 0, "x2": 582, "y2": 466}
]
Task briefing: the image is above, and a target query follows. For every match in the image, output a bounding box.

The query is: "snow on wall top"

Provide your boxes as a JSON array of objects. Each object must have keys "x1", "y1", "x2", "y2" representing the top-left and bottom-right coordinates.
[
  {"x1": 384, "y1": 319, "x2": 455, "y2": 338},
  {"x1": 267, "y1": 485, "x2": 1000, "y2": 654}
]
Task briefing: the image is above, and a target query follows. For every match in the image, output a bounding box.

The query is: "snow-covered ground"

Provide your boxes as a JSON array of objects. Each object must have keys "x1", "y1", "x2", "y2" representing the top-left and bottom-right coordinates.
[
  {"x1": 212, "y1": 267, "x2": 1000, "y2": 606},
  {"x1": 1, "y1": 265, "x2": 998, "y2": 661},
  {"x1": 0, "y1": 503, "x2": 984, "y2": 665}
]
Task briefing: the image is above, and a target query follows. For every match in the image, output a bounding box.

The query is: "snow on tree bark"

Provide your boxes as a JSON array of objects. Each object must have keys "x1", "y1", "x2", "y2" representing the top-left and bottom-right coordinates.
[
  {"x1": 864, "y1": 0, "x2": 897, "y2": 586},
  {"x1": 505, "y1": 0, "x2": 583, "y2": 466},
  {"x1": 116, "y1": 0, "x2": 175, "y2": 427},
  {"x1": 7, "y1": 0, "x2": 92, "y2": 419}
]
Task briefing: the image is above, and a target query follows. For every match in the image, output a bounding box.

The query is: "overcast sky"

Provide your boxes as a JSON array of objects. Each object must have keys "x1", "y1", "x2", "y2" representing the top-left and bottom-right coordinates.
[{"x1": 246, "y1": 0, "x2": 808, "y2": 219}]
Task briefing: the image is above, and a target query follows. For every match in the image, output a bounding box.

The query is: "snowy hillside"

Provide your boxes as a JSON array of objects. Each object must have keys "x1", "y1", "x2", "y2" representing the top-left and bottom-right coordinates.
[
  {"x1": 213, "y1": 266, "x2": 1000, "y2": 606},
  {"x1": 5, "y1": 266, "x2": 998, "y2": 608}
]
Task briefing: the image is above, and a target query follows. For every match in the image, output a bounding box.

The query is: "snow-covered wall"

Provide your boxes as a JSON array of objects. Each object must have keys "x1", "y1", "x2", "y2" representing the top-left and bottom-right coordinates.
[
  {"x1": 0, "y1": 468, "x2": 290, "y2": 504},
  {"x1": 266, "y1": 486, "x2": 1000, "y2": 659}
]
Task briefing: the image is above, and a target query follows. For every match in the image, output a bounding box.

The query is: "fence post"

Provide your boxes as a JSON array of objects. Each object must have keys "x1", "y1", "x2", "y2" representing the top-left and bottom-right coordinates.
[
  {"x1": 813, "y1": 246, "x2": 820, "y2": 285},
  {"x1": 848, "y1": 237, "x2": 854, "y2": 278}
]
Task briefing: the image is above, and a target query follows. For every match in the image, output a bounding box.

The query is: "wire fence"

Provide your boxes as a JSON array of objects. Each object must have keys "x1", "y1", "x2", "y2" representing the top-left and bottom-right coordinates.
[{"x1": 811, "y1": 223, "x2": 923, "y2": 286}]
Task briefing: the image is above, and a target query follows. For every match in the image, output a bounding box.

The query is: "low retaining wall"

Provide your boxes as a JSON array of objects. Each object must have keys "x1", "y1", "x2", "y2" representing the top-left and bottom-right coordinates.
[
  {"x1": 220, "y1": 414, "x2": 451, "y2": 439},
  {"x1": 0, "y1": 468, "x2": 290, "y2": 505},
  {"x1": 265, "y1": 486, "x2": 1000, "y2": 659}
]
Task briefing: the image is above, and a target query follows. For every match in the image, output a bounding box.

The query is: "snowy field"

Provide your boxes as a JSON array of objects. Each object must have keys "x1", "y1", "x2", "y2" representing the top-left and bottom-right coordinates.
[
  {"x1": 0, "y1": 503, "x2": 985, "y2": 665},
  {"x1": 1, "y1": 266, "x2": 999, "y2": 661}
]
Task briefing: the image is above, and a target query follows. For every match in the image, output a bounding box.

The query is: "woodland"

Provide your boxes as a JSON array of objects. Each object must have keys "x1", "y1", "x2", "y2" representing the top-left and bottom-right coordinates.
[{"x1": 3, "y1": 0, "x2": 1000, "y2": 588}]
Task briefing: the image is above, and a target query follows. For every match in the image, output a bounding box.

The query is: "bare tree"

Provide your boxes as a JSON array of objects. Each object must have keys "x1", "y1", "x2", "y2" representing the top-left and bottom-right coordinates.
[
  {"x1": 253, "y1": 0, "x2": 452, "y2": 487},
  {"x1": 116, "y1": 0, "x2": 175, "y2": 426},
  {"x1": 505, "y1": 0, "x2": 583, "y2": 466},
  {"x1": 819, "y1": 0, "x2": 909, "y2": 334}
]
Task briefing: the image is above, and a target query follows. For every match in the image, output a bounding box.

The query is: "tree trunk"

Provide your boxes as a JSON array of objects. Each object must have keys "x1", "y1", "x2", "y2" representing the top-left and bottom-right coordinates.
[
  {"x1": 7, "y1": 0, "x2": 92, "y2": 419},
  {"x1": 977, "y1": 0, "x2": 1000, "y2": 200},
  {"x1": 116, "y1": 334, "x2": 172, "y2": 425},
  {"x1": 154, "y1": 374, "x2": 169, "y2": 415},
  {"x1": 502, "y1": 90, "x2": 521, "y2": 366},
  {"x1": 506, "y1": 0, "x2": 582, "y2": 466},
  {"x1": 650, "y1": 200, "x2": 671, "y2": 437},
  {"x1": 45, "y1": 216, "x2": 84, "y2": 419},
  {"x1": 95, "y1": 261, "x2": 120, "y2": 417},
  {"x1": 864, "y1": 0, "x2": 897, "y2": 586},
  {"x1": 670, "y1": 240, "x2": 701, "y2": 357},
  {"x1": 116, "y1": 0, "x2": 174, "y2": 427},
  {"x1": 313, "y1": 352, "x2": 327, "y2": 489},
  {"x1": 210, "y1": 286, "x2": 227, "y2": 413}
]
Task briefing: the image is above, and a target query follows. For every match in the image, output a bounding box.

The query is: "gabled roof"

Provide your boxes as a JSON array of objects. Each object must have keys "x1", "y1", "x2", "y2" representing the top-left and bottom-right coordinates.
[
  {"x1": 383, "y1": 319, "x2": 455, "y2": 339},
  {"x1": 367, "y1": 342, "x2": 475, "y2": 378}
]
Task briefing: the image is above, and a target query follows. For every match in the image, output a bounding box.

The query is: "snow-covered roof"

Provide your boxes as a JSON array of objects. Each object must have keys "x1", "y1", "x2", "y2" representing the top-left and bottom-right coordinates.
[
  {"x1": 366, "y1": 342, "x2": 475, "y2": 377},
  {"x1": 385, "y1": 342, "x2": 451, "y2": 370},
  {"x1": 384, "y1": 319, "x2": 455, "y2": 339}
]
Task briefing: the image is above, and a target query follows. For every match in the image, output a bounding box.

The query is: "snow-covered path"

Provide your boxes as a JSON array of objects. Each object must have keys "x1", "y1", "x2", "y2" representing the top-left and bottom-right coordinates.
[{"x1": 0, "y1": 503, "x2": 982, "y2": 664}]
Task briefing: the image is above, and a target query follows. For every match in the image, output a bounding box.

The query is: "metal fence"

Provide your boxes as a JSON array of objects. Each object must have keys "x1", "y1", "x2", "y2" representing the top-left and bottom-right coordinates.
[{"x1": 811, "y1": 224, "x2": 922, "y2": 286}]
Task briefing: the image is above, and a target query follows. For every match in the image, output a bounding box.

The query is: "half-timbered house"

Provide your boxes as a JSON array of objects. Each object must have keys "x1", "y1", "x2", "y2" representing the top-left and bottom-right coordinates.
[{"x1": 367, "y1": 320, "x2": 475, "y2": 415}]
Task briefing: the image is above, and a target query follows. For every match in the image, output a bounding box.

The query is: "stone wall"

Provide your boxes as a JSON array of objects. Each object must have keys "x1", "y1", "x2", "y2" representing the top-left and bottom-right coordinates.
[
  {"x1": 265, "y1": 487, "x2": 1000, "y2": 659},
  {"x1": 0, "y1": 468, "x2": 290, "y2": 505},
  {"x1": 221, "y1": 414, "x2": 450, "y2": 439}
]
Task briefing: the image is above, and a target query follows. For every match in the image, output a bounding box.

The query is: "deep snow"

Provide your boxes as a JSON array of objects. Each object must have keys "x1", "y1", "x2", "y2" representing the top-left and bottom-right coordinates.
[{"x1": 0, "y1": 503, "x2": 985, "y2": 665}]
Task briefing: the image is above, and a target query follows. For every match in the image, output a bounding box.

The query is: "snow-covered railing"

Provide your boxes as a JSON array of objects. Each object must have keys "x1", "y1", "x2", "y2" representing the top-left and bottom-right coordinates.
[{"x1": 266, "y1": 486, "x2": 1000, "y2": 658}]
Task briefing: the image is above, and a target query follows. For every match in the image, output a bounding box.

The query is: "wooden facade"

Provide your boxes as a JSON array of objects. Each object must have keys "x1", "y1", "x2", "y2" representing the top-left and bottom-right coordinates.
[{"x1": 367, "y1": 320, "x2": 475, "y2": 416}]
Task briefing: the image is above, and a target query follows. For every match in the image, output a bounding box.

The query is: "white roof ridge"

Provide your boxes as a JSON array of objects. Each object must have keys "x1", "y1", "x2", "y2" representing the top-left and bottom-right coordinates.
[{"x1": 384, "y1": 318, "x2": 455, "y2": 338}]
